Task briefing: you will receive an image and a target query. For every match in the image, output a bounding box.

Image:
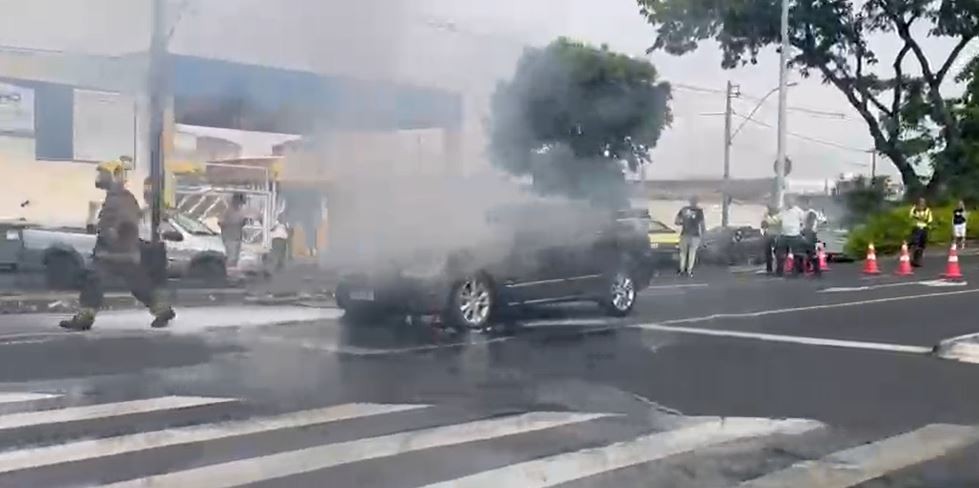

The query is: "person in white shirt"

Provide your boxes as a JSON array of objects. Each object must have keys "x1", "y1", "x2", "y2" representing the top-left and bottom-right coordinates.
[
  {"x1": 801, "y1": 198, "x2": 828, "y2": 276},
  {"x1": 268, "y1": 215, "x2": 291, "y2": 272},
  {"x1": 776, "y1": 196, "x2": 806, "y2": 276}
]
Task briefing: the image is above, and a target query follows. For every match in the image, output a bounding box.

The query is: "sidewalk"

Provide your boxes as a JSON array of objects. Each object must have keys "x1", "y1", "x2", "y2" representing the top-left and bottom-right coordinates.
[{"x1": 0, "y1": 261, "x2": 338, "y2": 315}]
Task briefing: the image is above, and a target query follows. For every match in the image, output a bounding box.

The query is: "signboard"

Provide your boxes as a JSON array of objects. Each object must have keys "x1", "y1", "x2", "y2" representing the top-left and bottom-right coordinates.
[
  {"x1": 72, "y1": 89, "x2": 136, "y2": 163},
  {"x1": 773, "y1": 157, "x2": 793, "y2": 177},
  {"x1": 0, "y1": 82, "x2": 34, "y2": 137}
]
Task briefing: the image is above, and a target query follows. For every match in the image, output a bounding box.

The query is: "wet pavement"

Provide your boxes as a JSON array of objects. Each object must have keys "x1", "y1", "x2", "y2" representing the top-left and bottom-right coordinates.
[{"x1": 0, "y1": 257, "x2": 977, "y2": 486}]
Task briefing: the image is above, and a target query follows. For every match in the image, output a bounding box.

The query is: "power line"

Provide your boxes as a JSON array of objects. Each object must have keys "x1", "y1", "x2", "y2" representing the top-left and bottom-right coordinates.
[
  {"x1": 673, "y1": 81, "x2": 859, "y2": 120},
  {"x1": 731, "y1": 111, "x2": 870, "y2": 153}
]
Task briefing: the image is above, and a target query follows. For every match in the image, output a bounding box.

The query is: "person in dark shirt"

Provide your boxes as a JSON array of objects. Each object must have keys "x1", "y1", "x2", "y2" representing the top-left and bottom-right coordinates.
[
  {"x1": 674, "y1": 196, "x2": 706, "y2": 277},
  {"x1": 953, "y1": 200, "x2": 968, "y2": 250}
]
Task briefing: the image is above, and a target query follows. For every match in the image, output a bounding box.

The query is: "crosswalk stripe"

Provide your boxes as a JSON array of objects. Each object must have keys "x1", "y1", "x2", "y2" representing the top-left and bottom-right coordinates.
[
  {"x1": 0, "y1": 393, "x2": 59, "y2": 405},
  {"x1": 0, "y1": 396, "x2": 236, "y2": 431},
  {"x1": 0, "y1": 403, "x2": 428, "y2": 475},
  {"x1": 103, "y1": 411, "x2": 610, "y2": 488},
  {"x1": 419, "y1": 417, "x2": 822, "y2": 488},
  {"x1": 738, "y1": 423, "x2": 979, "y2": 488}
]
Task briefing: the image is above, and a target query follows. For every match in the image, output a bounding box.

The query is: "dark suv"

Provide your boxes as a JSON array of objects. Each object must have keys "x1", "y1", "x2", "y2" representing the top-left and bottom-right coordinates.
[{"x1": 335, "y1": 203, "x2": 655, "y2": 330}]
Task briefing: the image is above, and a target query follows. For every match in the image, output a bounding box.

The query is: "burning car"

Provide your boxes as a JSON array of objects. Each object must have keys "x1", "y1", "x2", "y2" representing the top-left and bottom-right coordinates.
[{"x1": 334, "y1": 202, "x2": 656, "y2": 330}]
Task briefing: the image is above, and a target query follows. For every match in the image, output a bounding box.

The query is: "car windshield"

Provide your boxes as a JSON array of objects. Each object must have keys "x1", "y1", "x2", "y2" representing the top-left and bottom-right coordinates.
[
  {"x1": 648, "y1": 220, "x2": 673, "y2": 233},
  {"x1": 170, "y1": 213, "x2": 216, "y2": 236}
]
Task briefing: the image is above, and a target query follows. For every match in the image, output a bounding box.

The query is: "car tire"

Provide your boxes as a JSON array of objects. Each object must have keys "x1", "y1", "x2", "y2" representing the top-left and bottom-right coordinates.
[
  {"x1": 44, "y1": 252, "x2": 81, "y2": 290},
  {"x1": 443, "y1": 273, "x2": 495, "y2": 331},
  {"x1": 601, "y1": 268, "x2": 637, "y2": 317},
  {"x1": 188, "y1": 258, "x2": 226, "y2": 286}
]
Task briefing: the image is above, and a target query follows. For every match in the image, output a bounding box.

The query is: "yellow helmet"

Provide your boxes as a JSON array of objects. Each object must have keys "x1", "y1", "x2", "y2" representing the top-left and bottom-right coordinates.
[{"x1": 96, "y1": 160, "x2": 124, "y2": 175}]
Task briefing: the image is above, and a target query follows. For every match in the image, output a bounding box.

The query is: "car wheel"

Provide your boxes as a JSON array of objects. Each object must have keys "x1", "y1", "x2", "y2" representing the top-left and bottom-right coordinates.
[
  {"x1": 602, "y1": 270, "x2": 637, "y2": 317},
  {"x1": 188, "y1": 258, "x2": 226, "y2": 286},
  {"x1": 443, "y1": 274, "x2": 494, "y2": 331},
  {"x1": 44, "y1": 252, "x2": 80, "y2": 290}
]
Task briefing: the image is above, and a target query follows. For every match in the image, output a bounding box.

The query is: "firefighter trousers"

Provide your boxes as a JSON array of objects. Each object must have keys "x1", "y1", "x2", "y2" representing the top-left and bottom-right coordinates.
[{"x1": 77, "y1": 258, "x2": 168, "y2": 316}]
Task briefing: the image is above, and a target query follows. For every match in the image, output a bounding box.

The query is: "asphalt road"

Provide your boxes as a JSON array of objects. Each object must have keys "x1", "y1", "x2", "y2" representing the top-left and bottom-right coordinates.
[{"x1": 0, "y1": 255, "x2": 978, "y2": 486}]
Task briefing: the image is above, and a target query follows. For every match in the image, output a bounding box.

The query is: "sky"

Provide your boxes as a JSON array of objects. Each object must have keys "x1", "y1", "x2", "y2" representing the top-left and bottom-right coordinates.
[{"x1": 0, "y1": 0, "x2": 972, "y2": 181}]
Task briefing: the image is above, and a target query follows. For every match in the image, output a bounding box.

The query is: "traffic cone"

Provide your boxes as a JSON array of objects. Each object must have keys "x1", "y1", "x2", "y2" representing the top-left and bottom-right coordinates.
[
  {"x1": 817, "y1": 242, "x2": 830, "y2": 271},
  {"x1": 784, "y1": 250, "x2": 795, "y2": 273},
  {"x1": 895, "y1": 242, "x2": 914, "y2": 276},
  {"x1": 942, "y1": 243, "x2": 964, "y2": 281},
  {"x1": 862, "y1": 243, "x2": 881, "y2": 275}
]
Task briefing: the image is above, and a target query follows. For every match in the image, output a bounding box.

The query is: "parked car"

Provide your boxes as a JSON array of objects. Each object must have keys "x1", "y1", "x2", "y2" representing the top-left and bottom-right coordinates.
[
  {"x1": 15, "y1": 212, "x2": 260, "y2": 289},
  {"x1": 335, "y1": 203, "x2": 656, "y2": 330},
  {"x1": 699, "y1": 226, "x2": 766, "y2": 266},
  {"x1": 613, "y1": 209, "x2": 679, "y2": 268}
]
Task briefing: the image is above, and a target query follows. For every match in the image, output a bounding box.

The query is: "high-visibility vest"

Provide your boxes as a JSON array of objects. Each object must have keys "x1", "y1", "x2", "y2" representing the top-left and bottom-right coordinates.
[{"x1": 910, "y1": 207, "x2": 933, "y2": 229}]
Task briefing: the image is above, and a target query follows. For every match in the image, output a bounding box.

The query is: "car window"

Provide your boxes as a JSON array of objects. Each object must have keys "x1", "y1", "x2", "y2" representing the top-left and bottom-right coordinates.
[
  {"x1": 170, "y1": 213, "x2": 217, "y2": 236},
  {"x1": 648, "y1": 220, "x2": 673, "y2": 233}
]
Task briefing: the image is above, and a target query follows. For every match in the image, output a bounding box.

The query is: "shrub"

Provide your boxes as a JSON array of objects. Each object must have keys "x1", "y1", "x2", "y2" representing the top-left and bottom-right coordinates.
[{"x1": 845, "y1": 205, "x2": 979, "y2": 256}]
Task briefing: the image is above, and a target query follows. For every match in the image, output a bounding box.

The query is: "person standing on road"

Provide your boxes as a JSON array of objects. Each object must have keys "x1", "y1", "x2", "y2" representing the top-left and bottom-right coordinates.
[
  {"x1": 953, "y1": 200, "x2": 968, "y2": 250},
  {"x1": 675, "y1": 196, "x2": 706, "y2": 277},
  {"x1": 760, "y1": 205, "x2": 781, "y2": 274},
  {"x1": 59, "y1": 161, "x2": 175, "y2": 331},
  {"x1": 801, "y1": 198, "x2": 826, "y2": 276},
  {"x1": 219, "y1": 193, "x2": 249, "y2": 268},
  {"x1": 776, "y1": 196, "x2": 806, "y2": 277},
  {"x1": 909, "y1": 197, "x2": 933, "y2": 267},
  {"x1": 268, "y1": 214, "x2": 291, "y2": 272}
]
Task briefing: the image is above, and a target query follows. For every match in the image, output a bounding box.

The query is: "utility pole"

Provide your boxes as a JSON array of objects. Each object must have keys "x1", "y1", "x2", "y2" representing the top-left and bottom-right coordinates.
[
  {"x1": 871, "y1": 150, "x2": 877, "y2": 180},
  {"x1": 774, "y1": 0, "x2": 790, "y2": 208},
  {"x1": 148, "y1": 0, "x2": 167, "y2": 244},
  {"x1": 722, "y1": 80, "x2": 738, "y2": 228}
]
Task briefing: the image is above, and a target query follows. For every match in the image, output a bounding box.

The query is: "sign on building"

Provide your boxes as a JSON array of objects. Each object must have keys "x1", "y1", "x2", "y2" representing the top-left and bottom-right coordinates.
[{"x1": 0, "y1": 82, "x2": 35, "y2": 137}]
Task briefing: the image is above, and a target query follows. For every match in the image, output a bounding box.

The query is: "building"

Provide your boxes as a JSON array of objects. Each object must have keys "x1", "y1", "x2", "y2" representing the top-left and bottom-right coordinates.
[{"x1": 0, "y1": 0, "x2": 518, "y2": 227}]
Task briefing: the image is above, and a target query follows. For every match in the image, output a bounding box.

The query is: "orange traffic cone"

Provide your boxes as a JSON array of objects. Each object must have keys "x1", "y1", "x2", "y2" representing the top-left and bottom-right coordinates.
[
  {"x1": 785, "y1": 250, "x2": 795, "y2": 273},
  {"x1": 895, "y1": 242, "x2": 914, "y2": 276},
  {"x1": 942, "y1": 243, "x2": 964, "y2": 281},
  {"x1": 817, "y1": 242, "x2": 830, "y2": 271},
  {"x1": 863, "y1": 243, "x2": 881, "y2": 275}
]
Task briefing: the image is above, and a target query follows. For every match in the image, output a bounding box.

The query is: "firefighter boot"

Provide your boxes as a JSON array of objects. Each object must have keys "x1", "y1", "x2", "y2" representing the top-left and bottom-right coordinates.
[
  {"x1": 59, "y1": 308, "x2": 95, "y2": 331},
  {"x1": 150, "y1": 307, "x2": 176, "y2": 328}
]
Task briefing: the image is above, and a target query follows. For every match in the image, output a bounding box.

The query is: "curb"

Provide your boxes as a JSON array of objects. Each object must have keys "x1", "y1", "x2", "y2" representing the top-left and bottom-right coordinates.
[
  {"x1": 0, "y1": 288, "x2": 336, "y2": 314},
  {"x1": 932, "y1": 333, "x2": 979, "y2": 364}
]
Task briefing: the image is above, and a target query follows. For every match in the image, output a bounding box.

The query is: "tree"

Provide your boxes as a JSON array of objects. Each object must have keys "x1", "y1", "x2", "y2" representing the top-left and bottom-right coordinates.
[
  {"x1": 636, "y1": 0, "x2": 979, "y2": 196},
  {"x1": 490, "y1": 38, "x2": 672, "y2": 207},
  {"x1": 949, "y1": 53, "x2": 979, "y2": 202}
]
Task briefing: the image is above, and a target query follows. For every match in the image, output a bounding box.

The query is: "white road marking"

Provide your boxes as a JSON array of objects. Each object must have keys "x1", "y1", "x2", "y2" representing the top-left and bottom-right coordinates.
[
  {"x1": 820, "y1": 281, "x2": 929, "y2": 293},
  {"x1": 920, "y1": 279, "x2": 969, "y2": 287},
  {"x1": 660, "y1": 288, "x2": 979, "y2": 324},
  {"x1": 419, "y1": 417, "x2": 821, "y2": 488},
  {"x1": 633, "y1": 323, "x2": 932, "y2": 354},
  {"x1": 0, "y1": 393, "x2": 59, "y2": 404},
  {"x1": 0, "y1": 396, "x2": 236, "y2": 431},
  {"x1": 103, "y1": 411, "x2": 610, "y2": 488},
  {"x1": 739, "y1": 423, "x2": 979, "y2": 487},
  {"x1": 0, "y1": 403, "x2": 428, "y2": 475},
  {"x1": 1, "y1": 306, "x2": 344, "y2": 333},
  {"x1": 644, "y1": 283, "x2": 710, "y2": 291}
]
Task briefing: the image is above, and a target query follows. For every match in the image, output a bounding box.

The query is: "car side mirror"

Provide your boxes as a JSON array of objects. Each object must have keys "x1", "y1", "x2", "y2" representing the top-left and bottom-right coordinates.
[{"x1": 162, "y1": 230, "x2": 184, "y2": 242}]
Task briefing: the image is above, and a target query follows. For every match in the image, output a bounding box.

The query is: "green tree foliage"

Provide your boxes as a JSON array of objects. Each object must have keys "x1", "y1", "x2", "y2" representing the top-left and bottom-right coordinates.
[
  {"x1": 636, "y1": 0, "x2": 979, "y2": 196},
  {"x1": 949, "y1": 53, "x2": 979, "y2": 202},
  {"x1": 490, "y1": 38, "x2": 672, "y2": 208}
]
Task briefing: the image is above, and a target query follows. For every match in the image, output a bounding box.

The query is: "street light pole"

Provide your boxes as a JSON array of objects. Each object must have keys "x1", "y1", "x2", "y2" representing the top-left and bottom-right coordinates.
[
  {"x1": 148, "y1": 0, "x2": 167, "y2": 244},
  {"x1": 774, "y1": 0, "x2": 790, "y2": 208},
  {"x1": 722, "y1": 80, "x2": 736, "y2": 228}
]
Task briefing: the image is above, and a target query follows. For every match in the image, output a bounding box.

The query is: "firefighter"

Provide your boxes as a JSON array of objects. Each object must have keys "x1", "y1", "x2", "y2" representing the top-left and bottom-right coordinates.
[{"x1": 59, "y1": 161, "x2": 175, "y2": 331}]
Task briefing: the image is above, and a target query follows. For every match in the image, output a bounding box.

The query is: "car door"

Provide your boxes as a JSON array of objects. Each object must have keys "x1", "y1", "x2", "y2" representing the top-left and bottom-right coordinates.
[{"x1": 495, "y1": 226, "x2": 564, "y2": 306}]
